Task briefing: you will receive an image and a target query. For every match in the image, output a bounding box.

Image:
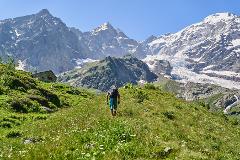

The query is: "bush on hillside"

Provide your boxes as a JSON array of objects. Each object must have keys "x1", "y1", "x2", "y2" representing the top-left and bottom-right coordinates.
[
  {"x1": 27, "y1": 95, "x2": 50, "y2": 107},
  {"x1": 0, "y1": 121, "x2": 12, "y2": 128},
  {"x1": 38, "y1": 88, "x2": 61, "y2": 107},
  {"x1": 162, "y1": 111, "x2": 175, "y2": 120},
  {"x1": 10, "y1": 98, "x2": 42, "y2": 113},
  {"x1": 2, "y1": 75, "x2": 27, "y2": 90},
  {"x1": 123, "y1": 83, "x2": 134, "y2": 89},
  {"x1": 144, "y1": 83, "x2": 157, "y2": 90},
  {"x1": 6, "y1": 130, "x2": 22, "y2": 138},
  {"x1": 0, "y1": 73, "x2": 36, "y2": 91}
]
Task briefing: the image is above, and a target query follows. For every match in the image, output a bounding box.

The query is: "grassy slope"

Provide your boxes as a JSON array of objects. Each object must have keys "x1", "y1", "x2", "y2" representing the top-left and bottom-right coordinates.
[{"x1": 0, "y1": 66, "x2": 240, "y2": 159}]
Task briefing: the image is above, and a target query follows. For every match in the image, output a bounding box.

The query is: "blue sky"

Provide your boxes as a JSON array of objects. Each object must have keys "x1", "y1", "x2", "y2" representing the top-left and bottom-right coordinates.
[{"x1": 0, "y1": 0, "x2": 239, "y2": 40}]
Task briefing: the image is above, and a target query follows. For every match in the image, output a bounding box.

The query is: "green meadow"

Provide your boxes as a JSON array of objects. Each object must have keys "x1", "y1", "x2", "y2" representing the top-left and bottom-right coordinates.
[{"x1": 0, "y1": 63, "x2": 240, "y2": 159}]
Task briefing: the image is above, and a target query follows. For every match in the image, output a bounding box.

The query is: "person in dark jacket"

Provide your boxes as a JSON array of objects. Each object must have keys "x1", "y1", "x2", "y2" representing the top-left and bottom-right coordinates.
[{"x1": 106, "y1": 86, "x2": 120, "y2": 116}]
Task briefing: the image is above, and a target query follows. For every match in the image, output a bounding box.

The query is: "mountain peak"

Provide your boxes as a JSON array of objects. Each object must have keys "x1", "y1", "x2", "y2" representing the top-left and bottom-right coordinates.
[
  {"x1": 102, "y1": 22, "x2": 112, "y2": 27},
  {"x1": 93, "y1": 22, "x2": 115, "y2": 33},
  {"x1": 37, "y1": 9, "x2": 52, "y2": 17},
  {"x1": 144, "y1": 35, "x2": 157, "y2": 44},
  {"x1": 203, "y1": 12, "x2": 237, "y2": 23}
]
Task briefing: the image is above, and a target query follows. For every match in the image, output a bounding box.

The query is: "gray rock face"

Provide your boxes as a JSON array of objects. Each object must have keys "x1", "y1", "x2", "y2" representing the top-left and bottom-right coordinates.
[
  {"x1": 58, "y1": 55, "x2": 157, "y2": 91},
  {"x1": 32, "y1": 70, "x2": 57, "y2": 82},
  {"x1": 73, "y1": 22, "x2": 139, "y2": 59},
  {"x1": 0, "y1": 10, "x2": 142, "y2": 73},
  {"x1": 0, "y1": 9, "x2": 90, "y2": 73},
  {"x1": 162, "y1": 79, "x2": 240, "y2": 112},
  {"x1": 214, "y1": 93, "x2": 239, "y2": 109},
  {"x1": 177, "y1": 82, "x2": 230, "y2": 101},
  {"x1": 149, "y1": 60, "x2": 172, "y2": 76}
]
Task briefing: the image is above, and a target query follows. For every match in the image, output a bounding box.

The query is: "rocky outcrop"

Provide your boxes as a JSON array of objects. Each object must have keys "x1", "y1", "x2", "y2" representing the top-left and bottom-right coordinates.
[
  {"x1": 162, "y1": 80, "x2": 240, "y2": 112},
  {"x1": 32, "y1": 70, "x2": 57, "y2": 82},
  {"x1": 147, "y1": 59, "x2": 172, "y2": 76},
  {"x1": 58, "y1": 55, "x2": 157, "y2": 91},
  {"x1": 72, "y1": 22, "x2": 139, "y2": 59}
]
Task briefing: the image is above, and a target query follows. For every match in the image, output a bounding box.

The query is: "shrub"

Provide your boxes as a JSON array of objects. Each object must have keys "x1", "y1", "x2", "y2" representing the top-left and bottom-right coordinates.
[
  {"x1": 38, "y1": 88, "x2": 61, "y2": 107},
  {"x1": 10, "y1": 98, "x2": 42, "y2": 113},
  {"x1": 27, "y1": 89, "x2": 42, "y2": 95},
  {"x1": 162, "y1": 111, "x2": 175, "y2": 120},
  {"x1": 27, "y1": 95, "x2": 49, "y2": 107},
  {"x1": 228, "y1": 117, "x2": 239, "y2": 125},
  {"x1": 174, "y1": 104, "x2": 183, "y2": 110},
  {"x1": 2, "y1": 117, "x2": 21, "y2": 126},
  {"x1": 6, "y1": 130, "x2": 22, "y2": 138},
  {"x1": 9, "y1": 115, "x2": 27, "y2": 121},
  {"x1": 59, "y1": 97, "x2": 70, "y2": 107},
  {"x1": 0, "y1": 121, "x2": 12, "y2": 128},
  {"x1": 0, "y1": 86, "x2": 4, "y2": 95},
  {"x1": 1, "y1": 75, "x2": 26, "y2": 90},
  {"x1": 32, "y1": 115, "x2": 48, "y2": 120},
  {"x1": 66, "y1": 88, "x2": 81, "y2": 95},
  {"x1": 123, "y1": 83, "x2": 134, "y2": 89},
  {"x1": 144, "y1": 83, "x2": 157, "y2": 90}
]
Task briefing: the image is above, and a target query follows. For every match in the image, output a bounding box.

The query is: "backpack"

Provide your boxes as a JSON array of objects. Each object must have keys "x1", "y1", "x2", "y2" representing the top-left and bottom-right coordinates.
[{"x1": 109, "y1": 88, "x2": 119, "y2": 98}]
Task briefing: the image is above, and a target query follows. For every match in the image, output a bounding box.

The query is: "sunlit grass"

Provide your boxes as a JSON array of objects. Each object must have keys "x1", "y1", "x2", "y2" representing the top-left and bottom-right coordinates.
[{"x1": 1, "y1": 66, "x2": 240, "y2": 159}]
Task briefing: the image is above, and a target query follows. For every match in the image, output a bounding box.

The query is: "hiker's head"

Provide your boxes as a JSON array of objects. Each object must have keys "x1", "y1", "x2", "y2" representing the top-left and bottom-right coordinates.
[{"x1": 111, "y1": 85, "x2": 117, "y2": 90}]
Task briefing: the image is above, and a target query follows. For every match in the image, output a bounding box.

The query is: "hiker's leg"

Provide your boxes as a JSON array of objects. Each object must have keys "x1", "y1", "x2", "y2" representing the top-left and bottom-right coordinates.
[
  {"x1": 111, "y1": 109, "x2": 114, "y2": 116},
  {"x1": 109, "y1": 98, "x2": 114, "y2": 116},
  {"x1": 113, "y1": 99, "x2": 117, "y2": 116},
  {"x1": 113, "y1": 109, "x2": 117, "y2": 116}
]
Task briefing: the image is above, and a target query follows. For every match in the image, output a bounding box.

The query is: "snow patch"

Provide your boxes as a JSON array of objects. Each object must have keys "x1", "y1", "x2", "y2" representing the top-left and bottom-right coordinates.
[
  {"x1": 93, "y1": 22, "x2": 111, "y2": 33},
  {"x1": 138, "y1": 80, "x2": 147, "y2": 85},
  {"x1": 14, "y1": 29, "x2": 21, "y2": 37},
  {"x1": 148, "y1": 38, "x2": 166, "y2": 46},
  {"x1": 143, "y1": 53, "x2": 240, "y2": 90},
  {"x1": 203, "y1": 13, "x2": 237, "y2": 24},
  {"x1": 75, "y1": 58, "x2": 98, "y2": 68},
  {"x1": 231, "y1": 39, "x2": 240, "y2": 47},
  {"x1": 223, "y1": 52, "x2": 235, "y2": 60},
  {"x1": 172, "y1": 67, "x2": 240, "y2": 90},
  {"x1": 203, "y1": 65, "x2": 215, "y2": 70}
]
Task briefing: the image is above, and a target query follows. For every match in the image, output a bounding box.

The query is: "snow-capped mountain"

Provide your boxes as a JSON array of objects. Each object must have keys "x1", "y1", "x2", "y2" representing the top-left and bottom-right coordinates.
[
  {"x1": 0, "y1": 9, "x2": 140, "y2": 73},
  {"x1": 141, "y1": 12, "x2": 240, "y2": 89},
  {"x1": 0, "y1": 9, "x2": 91, "y2": 73},
  {"x1": 0, "y1": 9, "x2": 239, "y2": 89},
  {"x1": 72, "y1": 22, "x2": 139, "y2": 59}
]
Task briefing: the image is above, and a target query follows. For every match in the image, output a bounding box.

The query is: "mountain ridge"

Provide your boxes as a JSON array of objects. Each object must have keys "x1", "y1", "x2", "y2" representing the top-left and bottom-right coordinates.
[
  {"x1": 58, "y1": 55, "x2": 158, "y2": 91},
  {"x1": 0, "y1": 9, "x2": 239, "y2": 89}
]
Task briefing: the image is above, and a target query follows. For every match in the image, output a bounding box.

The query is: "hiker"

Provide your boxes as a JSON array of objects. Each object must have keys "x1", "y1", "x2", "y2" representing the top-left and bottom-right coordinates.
[{"x1": 106, "y1": 86, "x2": 120, "y2": 116}]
